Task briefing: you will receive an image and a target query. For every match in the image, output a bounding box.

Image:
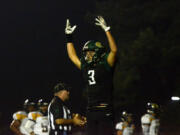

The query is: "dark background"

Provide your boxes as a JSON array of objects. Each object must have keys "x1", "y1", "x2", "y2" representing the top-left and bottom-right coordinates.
[
  {"x1": 0, "y1": 0, "x2": 180, "y2": 134},
  {"x1": 0, "y1": 0, "x2": 95, "y2": 133}
]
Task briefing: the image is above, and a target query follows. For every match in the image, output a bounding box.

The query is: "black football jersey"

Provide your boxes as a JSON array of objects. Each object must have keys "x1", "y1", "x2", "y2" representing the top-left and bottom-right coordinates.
[{"x1": 81, "y1": 54, "x2": 114, "y2": 107}]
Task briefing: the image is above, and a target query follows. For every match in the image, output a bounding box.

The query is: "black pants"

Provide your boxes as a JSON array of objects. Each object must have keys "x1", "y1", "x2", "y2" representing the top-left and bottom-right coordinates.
[{"x1": 86, "y1": 110, "x2": 114, "y2": 135}]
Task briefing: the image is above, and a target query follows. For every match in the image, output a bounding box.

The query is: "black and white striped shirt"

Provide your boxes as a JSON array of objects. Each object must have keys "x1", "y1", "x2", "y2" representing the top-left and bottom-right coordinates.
[{"x1": 48, "y1": 96, "x2": 72, "y2": 135}]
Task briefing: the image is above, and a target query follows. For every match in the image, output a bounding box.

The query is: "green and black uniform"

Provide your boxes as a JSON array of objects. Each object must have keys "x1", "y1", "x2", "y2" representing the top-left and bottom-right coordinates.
[
  {"x1": 81, "y1": 53, "x2": 114, "y2": 135},
  {"x1": 48, "y1": 96, "x2": 72, "y2": 135}
]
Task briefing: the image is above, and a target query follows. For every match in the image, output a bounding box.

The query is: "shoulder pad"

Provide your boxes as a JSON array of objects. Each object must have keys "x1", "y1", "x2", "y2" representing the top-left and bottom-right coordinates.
[
  {"x1": 116, "y1": 122, "x2": 123, "y2": 130},
  {"x1": 141, "y1": 114, "x2": 151, "y2": 124},
  {"x1": 28, "y1": 111, "x2": 43, "y2": 121},
  {"x1": 13, "y1": 111, "x2": 27, "y2": 120}
]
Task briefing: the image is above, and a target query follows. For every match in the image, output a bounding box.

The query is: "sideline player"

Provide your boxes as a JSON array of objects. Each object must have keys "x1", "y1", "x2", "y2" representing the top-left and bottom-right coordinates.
[
  {"x1": 115, "y1": 111, "x2": 135, "y2": 135},
  {"x1": 10, "y1": 99, "x2": 36, "y2": 135},
  {"x1": 23, "y1": 99, "x2": 48, "y2": 135},
  {"x1": 65, "y1": 16, "x2": 117, "y2": 135},
  {"x1": 33, "y1": 99, "x2": 49, "y2": 135},
  {"x1": 141, "y1": 102, "x2": 160, "y2": 135}
]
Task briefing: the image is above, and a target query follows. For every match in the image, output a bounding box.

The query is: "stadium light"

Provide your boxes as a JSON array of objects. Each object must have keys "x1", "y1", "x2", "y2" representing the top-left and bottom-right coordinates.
[{"x1": 171, "y1": 96, "x2": 180, "y2": 101}]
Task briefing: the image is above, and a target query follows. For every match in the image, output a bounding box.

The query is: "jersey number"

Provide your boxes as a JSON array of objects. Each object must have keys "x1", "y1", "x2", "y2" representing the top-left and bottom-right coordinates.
[
  {"x1": 88, "y1": 70, "x2": 96, "y2": 85},
  {"x1": 41, "y1": 124, "x2": 48, "y2": 132}
]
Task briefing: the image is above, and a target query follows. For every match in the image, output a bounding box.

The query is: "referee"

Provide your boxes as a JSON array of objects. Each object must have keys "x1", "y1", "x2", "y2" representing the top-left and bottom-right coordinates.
[{"x1": 48, "y1": 82, "x2": 86, "y2": 135}]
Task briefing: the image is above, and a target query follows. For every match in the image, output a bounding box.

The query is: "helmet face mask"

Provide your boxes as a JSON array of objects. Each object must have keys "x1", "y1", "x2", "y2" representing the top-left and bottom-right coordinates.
[
  {"x1": 82, "y1": 40, "x2": 106, "y2": 65},
  {"x1": 39, "y1": 106, "x2": 48, "y2": 114},
  {"x1": 37, "y1": 99, "x2": 48, "y2": 114},
  {"x1": 85, "y1": 51, "x2": 95, "y2": 63}
]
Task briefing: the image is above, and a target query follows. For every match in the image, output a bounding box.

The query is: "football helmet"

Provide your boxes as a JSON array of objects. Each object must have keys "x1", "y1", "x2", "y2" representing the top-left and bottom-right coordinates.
[
  {"x1": 24, "y1": 99, "x2": 36, "y2": 107},
  {"x1": 37, "y1": 99, "x2": 48, "y2": 107},
  {"x1": 147, "y1": 102, "x2": 159, "y2": 114},
  {"x1": 121, "y1": 111, "x2": 132, "y2": 122},
  {"x1": 23, "y1": 98, "x2": 36, "y2": 112},
  {"x1": 37, "y1": 98, "x2": 49, "y2": 115}
]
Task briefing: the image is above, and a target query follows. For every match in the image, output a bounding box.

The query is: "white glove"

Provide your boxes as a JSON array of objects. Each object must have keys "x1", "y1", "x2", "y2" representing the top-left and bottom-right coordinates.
[
  {"x1": 95, "y1": 16, "x2": 110, "y2": 32},
  {"x1": 65, "y1": 19, "x2": 77, "y2": 34}
]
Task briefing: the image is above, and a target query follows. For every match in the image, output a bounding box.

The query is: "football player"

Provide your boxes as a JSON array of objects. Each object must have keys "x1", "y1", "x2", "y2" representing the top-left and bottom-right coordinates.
[
  {"x1": 10, "y1": 99, "x2": 36, "y2": 135},
  {"x1": 23, "y1": 99, "x2": 48, "y2": 135},
  {"x1": 115, "y1": 111, "x2": 135, "y2": 135},
  {"x1": 65, "y1": 16, "x2": 117, "y2": 135},
  {"x1": 141, "y1": 102, "x2": 160, "y2": 135},
  {"x1": 33, "y1": 99, "x2": 49, "y2": 135}
]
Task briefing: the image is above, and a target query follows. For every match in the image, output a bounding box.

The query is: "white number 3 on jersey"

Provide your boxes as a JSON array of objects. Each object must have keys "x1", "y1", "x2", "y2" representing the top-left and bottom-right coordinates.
[{"x1": 88, "y1": 70, "x2": 96, "y2": 85}]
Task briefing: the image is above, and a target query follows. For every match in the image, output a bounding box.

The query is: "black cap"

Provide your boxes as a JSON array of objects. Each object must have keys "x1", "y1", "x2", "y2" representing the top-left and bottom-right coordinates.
[{"x1": 53, "y1": 82, "x2": 71, "y2": 93}]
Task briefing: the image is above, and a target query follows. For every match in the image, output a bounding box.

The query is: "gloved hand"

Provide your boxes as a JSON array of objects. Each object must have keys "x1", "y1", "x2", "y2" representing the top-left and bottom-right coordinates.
[
  {"x1": 65, "y1": 19, "x2": 77, "y2": 35},
  {"x1": 95, "y1": 16, "x2": 110, "y2": 32}
]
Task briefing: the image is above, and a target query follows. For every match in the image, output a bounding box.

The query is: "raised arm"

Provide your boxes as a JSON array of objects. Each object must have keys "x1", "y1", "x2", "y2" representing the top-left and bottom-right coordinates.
[
  {"x1": 65, "y1": 19, "x2": 81, "y2": 69},
  {"x1": 105, "y1": 31, "x2": 117, "y2": 67},
  {"x1": 95, "y1": 16, "x2": 117, "y2": 67}
]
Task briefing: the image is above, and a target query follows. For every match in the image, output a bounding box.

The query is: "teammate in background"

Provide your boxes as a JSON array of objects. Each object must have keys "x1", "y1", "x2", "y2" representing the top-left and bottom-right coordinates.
[
  {"x1": 10, "y1": 99, "x2": 36, "y2": 135},
  {"x1": 115, "y1": 111, "x2": 135, "y2": 135},
  {"x1": 65, "y1": 16, "x2": 117, "y2": 135},
  {"x1": 33, "y1": 99, "x2": 49, "y2": 135},
  {"x1": 141, "y1": 102, "x2": 160, "y2": 135}
]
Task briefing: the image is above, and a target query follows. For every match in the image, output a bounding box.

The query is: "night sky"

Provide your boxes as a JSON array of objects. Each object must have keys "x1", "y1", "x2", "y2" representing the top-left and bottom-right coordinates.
[{"x1": 0, "y1": 0, "x2": 96, "y2": 125}]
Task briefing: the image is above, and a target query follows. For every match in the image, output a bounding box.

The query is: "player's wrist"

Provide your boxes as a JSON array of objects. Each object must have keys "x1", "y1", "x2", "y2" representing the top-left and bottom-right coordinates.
[
  {"x1": 104, "y1": 26, "x2": 110, "y2": 32},
  {"x1": 66, "y1": 34, "x2": 73, "y2": 43}
]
